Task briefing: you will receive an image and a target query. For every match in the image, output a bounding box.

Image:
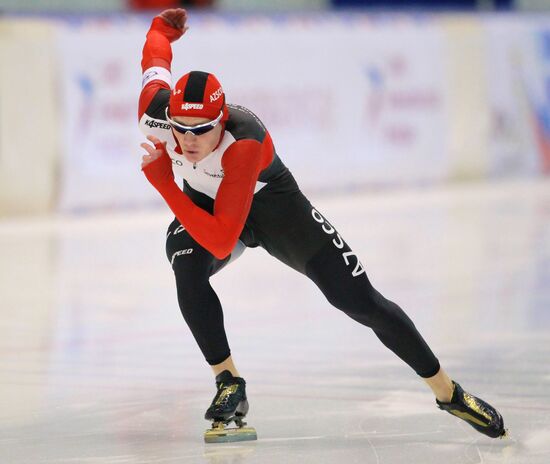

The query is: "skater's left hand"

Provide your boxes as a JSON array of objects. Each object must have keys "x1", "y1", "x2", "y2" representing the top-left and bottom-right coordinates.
[{"x1": 141, "y1": 135, "x2": 174, "y2": 187}]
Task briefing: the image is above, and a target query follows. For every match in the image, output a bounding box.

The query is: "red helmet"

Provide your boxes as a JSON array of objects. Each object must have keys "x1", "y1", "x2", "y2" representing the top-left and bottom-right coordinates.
[{"x1": 169, "y1": 70, "x2": 228, "y2": 122}]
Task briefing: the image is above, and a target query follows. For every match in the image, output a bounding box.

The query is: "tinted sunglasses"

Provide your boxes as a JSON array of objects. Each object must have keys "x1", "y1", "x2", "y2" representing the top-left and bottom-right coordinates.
[{"x1": 165, "y1": 108, "x2": 223, "y2": 136}]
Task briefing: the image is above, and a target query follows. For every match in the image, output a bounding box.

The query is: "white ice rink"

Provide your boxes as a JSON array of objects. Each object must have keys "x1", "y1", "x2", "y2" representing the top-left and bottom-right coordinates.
[{"x1": 1, "y1": 179, "x2": 550, "y2": 463}]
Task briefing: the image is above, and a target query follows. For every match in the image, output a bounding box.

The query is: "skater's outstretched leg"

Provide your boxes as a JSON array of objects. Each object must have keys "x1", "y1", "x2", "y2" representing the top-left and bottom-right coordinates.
[
  {"x1": 304, "y1": 238, "x2": 440, "y2": 378},
  {"x1": 302, "y1": 213, "x2": 506, "y2": 438}
]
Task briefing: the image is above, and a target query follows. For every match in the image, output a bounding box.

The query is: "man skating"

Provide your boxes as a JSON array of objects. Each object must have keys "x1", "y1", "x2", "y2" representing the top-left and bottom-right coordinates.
[{"x1": 138, "y1": 8, "x2": 506, "y2": 443}]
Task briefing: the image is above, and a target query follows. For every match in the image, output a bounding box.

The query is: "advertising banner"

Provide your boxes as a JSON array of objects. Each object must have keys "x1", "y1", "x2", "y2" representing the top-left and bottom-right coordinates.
[
  {"x1": 57, "y1": 18, "x2": 150, "y2": 211},
  {"x1": 56, "y1": 14, "x2": 450, "y2": 211},
  {"x1": 483, "y1": 15, "x2": 550, "y2": 176},
  {"x1": 55, "y1": 13, "x2": 550, "y2": 212},
  {"x1": 187, "y1": 15, "x2": 449, "y2": 188}
]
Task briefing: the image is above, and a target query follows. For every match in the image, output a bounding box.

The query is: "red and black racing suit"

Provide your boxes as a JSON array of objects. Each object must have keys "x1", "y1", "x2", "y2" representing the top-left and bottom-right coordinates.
[{"x1": 139, "y1": 17, "x2": 440, "y2": 377}]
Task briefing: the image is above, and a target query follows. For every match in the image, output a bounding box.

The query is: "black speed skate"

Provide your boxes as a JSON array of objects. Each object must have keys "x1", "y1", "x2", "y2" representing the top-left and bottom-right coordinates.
[
  {"x1": 203, "y1": 370, "x2": 257, "y2": 443},
  {"x1": 436, "y1": 381, "x2": 507, "y2": 438}
]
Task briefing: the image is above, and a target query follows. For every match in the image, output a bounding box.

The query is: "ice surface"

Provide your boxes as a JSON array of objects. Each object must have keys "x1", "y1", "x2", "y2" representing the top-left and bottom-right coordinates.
[{"x1": 1, "y1": 179, "x2": 549, "y2": 463}]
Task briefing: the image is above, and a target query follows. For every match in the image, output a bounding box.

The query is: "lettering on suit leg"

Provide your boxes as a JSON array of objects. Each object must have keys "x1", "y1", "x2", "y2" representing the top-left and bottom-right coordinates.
[
  {"x1": 342, "y1": 251, "x2": 366, "y2": 277},
  {"x1": 171, "y1": 248, "x2": 194, "y2": 265},
  {"x1": 173, "y1": 225, "x2": 186, "y2": 235},
  {"x1": 167, "y1": 224, "x2": 186, "y2": 239},
  {"x1": 311, "y1": 208, "x2": 365, "y2": 277}
]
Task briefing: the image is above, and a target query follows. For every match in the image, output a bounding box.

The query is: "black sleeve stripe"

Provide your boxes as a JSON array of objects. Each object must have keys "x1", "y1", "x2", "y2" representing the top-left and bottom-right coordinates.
[{"x1": 145, "y1": 88, "x2": 171, "y2": 120}]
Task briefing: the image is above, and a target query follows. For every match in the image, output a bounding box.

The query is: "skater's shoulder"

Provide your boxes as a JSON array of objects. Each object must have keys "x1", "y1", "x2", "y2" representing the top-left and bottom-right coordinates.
[{"x1": 225, "y1": 104, "x2": 268, "y2": 144}]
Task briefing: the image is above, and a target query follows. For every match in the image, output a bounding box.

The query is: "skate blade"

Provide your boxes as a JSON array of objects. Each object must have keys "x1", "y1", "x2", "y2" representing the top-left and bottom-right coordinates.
[{"x1": 204, "y1": 426, "x2": 257, "y2": 443}]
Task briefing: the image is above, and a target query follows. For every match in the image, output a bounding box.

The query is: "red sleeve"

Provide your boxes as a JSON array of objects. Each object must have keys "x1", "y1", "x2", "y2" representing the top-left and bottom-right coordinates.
[
  {"x1": 142, "y1": 135, "x2": 274, "y2": 259},
  {"x1": 139, "y1": 17, "x2": 180, "y2": 119}
]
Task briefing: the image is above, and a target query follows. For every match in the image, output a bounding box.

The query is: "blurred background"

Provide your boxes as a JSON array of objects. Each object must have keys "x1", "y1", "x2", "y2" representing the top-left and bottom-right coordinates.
[{"x1": 0, "y1": 0, "x2": 549, "y2": 214}]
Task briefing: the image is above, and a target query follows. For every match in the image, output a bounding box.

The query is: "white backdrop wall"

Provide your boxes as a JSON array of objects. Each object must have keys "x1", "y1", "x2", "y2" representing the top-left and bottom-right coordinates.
[
  {"x1": 0, "y1": 18, "x2": 59, "y2": 215},
  {"x1": 1, "y1": 12, "x2": 549, "y2": 214}
]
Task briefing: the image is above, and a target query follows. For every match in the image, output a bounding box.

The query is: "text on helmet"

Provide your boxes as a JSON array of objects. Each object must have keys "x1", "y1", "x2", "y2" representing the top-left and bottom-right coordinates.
[{"x1": 210, "y1": 87, "x2": 223, "y2": 103}]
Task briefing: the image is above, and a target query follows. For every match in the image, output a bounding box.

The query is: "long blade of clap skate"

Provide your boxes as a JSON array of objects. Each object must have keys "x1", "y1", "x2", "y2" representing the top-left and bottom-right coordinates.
[{"x1": 204, "y1": 427, "x2": 257, "y2": 443}]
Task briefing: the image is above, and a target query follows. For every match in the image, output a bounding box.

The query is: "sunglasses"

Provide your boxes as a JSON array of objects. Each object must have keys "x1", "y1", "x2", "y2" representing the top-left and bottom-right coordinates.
[{"x1": 165, "y1": 108, "x2": 223, "y2": 136}]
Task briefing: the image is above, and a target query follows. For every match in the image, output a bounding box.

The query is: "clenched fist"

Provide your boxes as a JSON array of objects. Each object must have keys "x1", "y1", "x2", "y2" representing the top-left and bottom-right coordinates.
[{"x1": 157, "y1": 8, "x2": 188, "y2": 40}]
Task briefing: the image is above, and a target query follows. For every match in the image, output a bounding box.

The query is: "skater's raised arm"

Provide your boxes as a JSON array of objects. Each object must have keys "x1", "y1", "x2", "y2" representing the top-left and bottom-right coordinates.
[{"x1": 139, "y1": 8, "x2": 188, "y2": 120}]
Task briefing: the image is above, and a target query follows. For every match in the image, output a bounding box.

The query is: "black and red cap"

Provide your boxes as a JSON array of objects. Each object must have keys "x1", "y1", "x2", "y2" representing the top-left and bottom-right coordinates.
[{"x1": 169, "y1": 70, "x2": 228, "y2": 122}]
